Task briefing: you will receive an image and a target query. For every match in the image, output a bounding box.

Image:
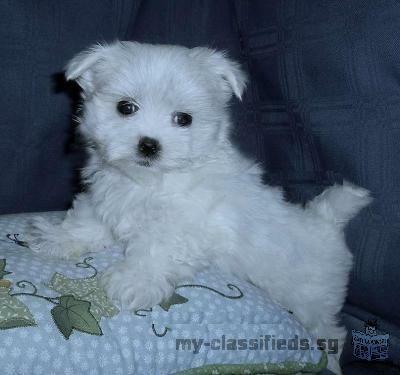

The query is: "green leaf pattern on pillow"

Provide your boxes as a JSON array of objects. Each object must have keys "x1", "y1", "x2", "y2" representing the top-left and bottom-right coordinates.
[
  {"x1": 0, "y1": 253, "x2": 243, "y2": 340},
  {"x1": 47, "y1": 273, "x2": 119, "y2": 321},
  {"x1": 51, "y1": 295, "x2": 102, "y2": 339},
  {"x1": 0, "y1": 283, "x2": 36, "y2": 330}
]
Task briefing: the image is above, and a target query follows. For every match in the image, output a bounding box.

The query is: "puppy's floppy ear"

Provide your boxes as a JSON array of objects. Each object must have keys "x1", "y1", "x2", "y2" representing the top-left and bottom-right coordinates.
[
  {"x1": 190, "y1": 47, "x2": 247, "y2": 100},
  {"x1": 65, "y1": 43, "x2": 109, "y2": 92}
]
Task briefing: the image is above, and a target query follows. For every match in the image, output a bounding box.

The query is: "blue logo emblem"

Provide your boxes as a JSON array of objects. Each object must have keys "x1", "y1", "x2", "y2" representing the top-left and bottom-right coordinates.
[{"x1": 352, "y1": 319, "x2": 389, "y2": 361}]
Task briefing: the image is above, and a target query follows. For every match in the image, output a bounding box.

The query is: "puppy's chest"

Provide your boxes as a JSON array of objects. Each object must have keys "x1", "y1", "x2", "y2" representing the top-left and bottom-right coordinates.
[{"x1": 92, "y1": 173, "x2": 217, "y2": 239}]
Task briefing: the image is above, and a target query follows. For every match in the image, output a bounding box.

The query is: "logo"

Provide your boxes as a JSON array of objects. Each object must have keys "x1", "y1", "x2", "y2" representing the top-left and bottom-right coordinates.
[{"x1": 352, "y1": 319, "x2": 389, "y2": 361}]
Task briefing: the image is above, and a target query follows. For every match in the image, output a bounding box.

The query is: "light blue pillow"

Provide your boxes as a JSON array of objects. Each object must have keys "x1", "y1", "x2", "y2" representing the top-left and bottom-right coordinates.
[{"x1": 0, "y1": 212, "x2": 327, "y2": 374}]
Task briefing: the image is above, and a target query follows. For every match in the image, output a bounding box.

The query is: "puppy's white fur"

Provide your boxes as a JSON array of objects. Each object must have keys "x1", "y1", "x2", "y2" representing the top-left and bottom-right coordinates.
[{"x1": 29, "y1": 41, "x2": 371, "y2": 373}]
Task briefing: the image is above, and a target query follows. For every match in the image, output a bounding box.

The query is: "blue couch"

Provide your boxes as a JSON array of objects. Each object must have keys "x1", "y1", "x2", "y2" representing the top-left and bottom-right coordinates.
[{"x1": 1, "y1": 1, "x2": 399, "y2": 373}]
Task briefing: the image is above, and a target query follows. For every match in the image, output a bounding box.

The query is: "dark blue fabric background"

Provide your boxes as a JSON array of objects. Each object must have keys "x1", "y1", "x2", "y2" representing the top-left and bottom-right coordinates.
[{"x1": 1, "y1": 0, "x2": 399, "y2": 370}]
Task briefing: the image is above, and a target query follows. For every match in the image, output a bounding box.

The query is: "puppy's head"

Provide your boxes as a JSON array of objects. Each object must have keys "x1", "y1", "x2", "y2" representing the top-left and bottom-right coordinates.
[{"x1": 66, "y1": 41, "x2": 247, "y2": 171}]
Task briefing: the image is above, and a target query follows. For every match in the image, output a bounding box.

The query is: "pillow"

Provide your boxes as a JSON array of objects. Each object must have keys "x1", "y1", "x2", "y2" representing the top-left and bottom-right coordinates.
[{"x1": 0, "y1": 211, "x2": 327, "y2": 374}]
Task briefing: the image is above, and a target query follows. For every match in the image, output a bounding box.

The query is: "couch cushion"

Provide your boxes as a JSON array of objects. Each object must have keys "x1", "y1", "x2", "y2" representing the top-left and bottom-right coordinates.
[{"x1": 0, "y1": 211, "x2": 327, "y2": 374}]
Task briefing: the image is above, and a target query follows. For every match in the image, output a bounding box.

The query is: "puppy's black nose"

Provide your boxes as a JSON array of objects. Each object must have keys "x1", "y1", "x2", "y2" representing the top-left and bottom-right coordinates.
[{"x1": 137, "y1": 136, "x2": 161, "y2": 157}]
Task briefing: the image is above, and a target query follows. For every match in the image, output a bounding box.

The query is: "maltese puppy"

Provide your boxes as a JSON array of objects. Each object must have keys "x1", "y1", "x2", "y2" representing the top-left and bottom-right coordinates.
[{"x1": 29, "y1": 41, "x2": 371, "y2": 373}]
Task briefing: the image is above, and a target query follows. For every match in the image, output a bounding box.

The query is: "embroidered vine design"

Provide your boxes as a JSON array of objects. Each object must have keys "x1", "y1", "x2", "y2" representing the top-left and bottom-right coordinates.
[
  {"x1": 135, "y1": 308, "x2": 153, "y2": 317},
  {"x1": 2, "y1": 234, "x2": 245, "y2": 339},
  {"x1": 152, "y1": 323, "x2": 170, "y2": 337},
  {"x1": 176, "y1": 283, "x2": 243, "y2": 299},
  {"x1": 3, "y1": 257, "x2": 106, "y2": 339},
  {"x1": 6, "y1": 233, "x2": 29, "y2": 248},
  {"x1": 75, "y1": 256, "x2": 98, "y2": 278},
  {"x1": 10, "y1": 280, "x2": 60, "y2": 304},
  {"x1": 136, "y1": 282, "x2": 244, "y2": 337}
]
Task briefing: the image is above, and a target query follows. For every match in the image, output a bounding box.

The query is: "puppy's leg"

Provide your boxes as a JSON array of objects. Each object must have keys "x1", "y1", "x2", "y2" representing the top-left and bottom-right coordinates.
[
  {"x1": 284, "y1": 290, "x2": 346, "y2": 375},
  {"x1": 28, "y1": 193, "x2": 114, "y2": 259},
  {"x1": 309, "y1": 320, "x2": 346, "y2": 375},
  {"x1": 100, "y1": 243, "x2": 198, "y2": 310}
]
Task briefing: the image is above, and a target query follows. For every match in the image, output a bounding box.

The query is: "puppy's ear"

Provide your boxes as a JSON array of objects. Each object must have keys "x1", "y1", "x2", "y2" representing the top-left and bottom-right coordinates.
[
  {"x1": 65, "y1": 43, "x2": 109, "y2": 93},
  {"x1": 190, "y1": 48, "x2": 247, "y2": 101}
]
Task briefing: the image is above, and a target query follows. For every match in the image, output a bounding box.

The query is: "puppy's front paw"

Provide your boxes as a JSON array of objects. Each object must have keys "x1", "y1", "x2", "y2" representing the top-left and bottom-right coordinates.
[
  {"x1": 100, "y1": 262, "x2": 175, "y2": 311},
  {"x1": 27, "y1": 217, "x2": 86, "y2": 260}
]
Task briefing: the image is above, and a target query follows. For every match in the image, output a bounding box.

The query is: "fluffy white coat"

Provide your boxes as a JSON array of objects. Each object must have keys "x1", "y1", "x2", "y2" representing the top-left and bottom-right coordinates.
[{"x1": 29, "y1": 41, "x2": 371, "y2": 374}]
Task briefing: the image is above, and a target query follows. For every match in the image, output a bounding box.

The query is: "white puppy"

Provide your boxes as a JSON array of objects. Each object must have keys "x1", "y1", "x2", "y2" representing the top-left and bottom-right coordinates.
[{"x1": 29, "y1": 41, "x2": 371, "y2": 373}]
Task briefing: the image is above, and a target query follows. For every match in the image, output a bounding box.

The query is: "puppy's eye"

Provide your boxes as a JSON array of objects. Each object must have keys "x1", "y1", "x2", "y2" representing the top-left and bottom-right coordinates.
[
  {"x1": 117, "y1": 100, "x2": 139, "y2": 116},
  {"x1": 173, "y1": 112, "x2": 192, "y2": 127}
]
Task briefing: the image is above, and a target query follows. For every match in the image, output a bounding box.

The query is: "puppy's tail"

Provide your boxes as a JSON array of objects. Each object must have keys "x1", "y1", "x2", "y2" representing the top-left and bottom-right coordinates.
[{"x1": 306, "y1": 181, "x2": 372, "y2": 228}]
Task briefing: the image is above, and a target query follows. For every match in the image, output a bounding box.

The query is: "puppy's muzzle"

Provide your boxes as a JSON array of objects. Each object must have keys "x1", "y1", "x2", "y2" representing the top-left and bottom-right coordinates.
[{"x1": 137, "y1": 136, "x2": 161, "y2": 158}]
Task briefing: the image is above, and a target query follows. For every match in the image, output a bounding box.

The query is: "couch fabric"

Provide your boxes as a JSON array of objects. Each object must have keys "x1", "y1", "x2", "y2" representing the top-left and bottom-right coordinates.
[{"x1": 1, "y1": 0, "x2": 400, "y2": 372}]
